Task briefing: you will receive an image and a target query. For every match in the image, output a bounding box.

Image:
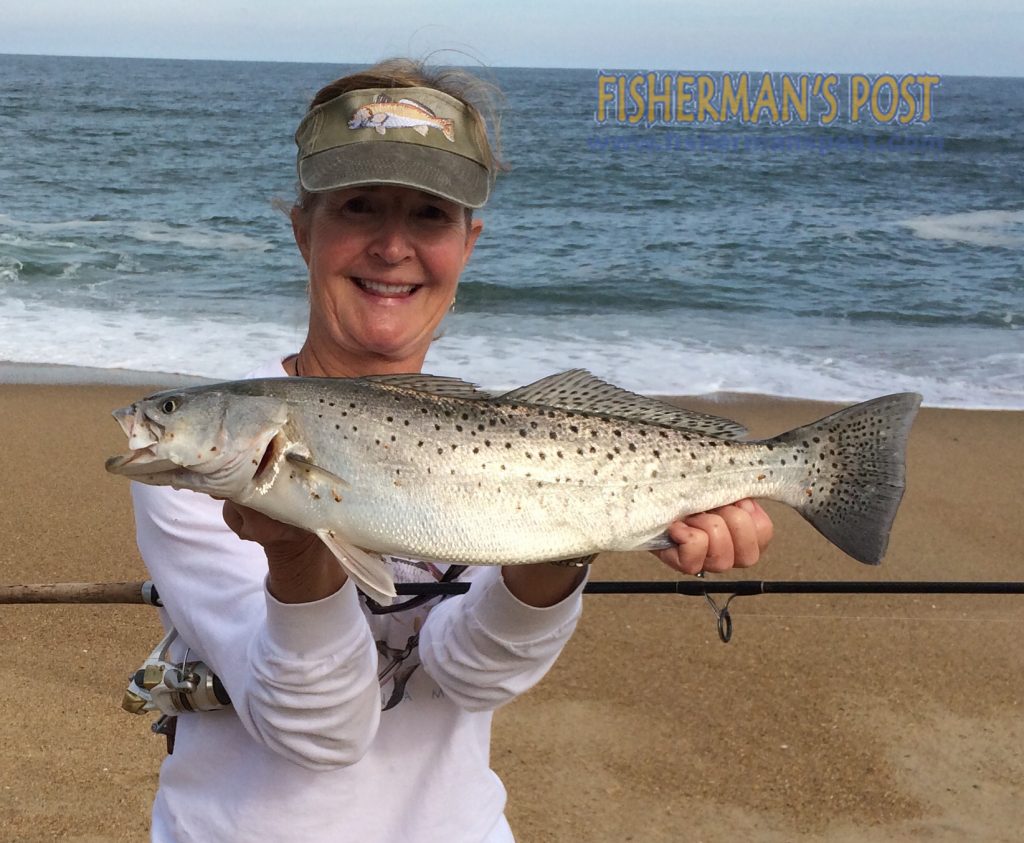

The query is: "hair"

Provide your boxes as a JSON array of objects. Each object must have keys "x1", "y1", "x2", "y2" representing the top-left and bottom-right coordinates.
[{"x1": 292, "y1": 57, "x2": 507, "y2": 222}]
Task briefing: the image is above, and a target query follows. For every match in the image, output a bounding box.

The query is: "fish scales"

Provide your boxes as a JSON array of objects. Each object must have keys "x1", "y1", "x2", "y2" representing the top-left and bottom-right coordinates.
[{"x1": 107, "y1": 371, "x2": 922, "y2": 604}]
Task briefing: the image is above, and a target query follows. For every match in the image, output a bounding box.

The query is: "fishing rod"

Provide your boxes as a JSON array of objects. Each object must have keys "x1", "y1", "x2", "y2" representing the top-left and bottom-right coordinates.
[
  {"x1": 3, "y1": 578, "x2": 1023, "y2": 643},
  {"x1": 6, "y1": 576, "x2": 1022, "y2": 740}
]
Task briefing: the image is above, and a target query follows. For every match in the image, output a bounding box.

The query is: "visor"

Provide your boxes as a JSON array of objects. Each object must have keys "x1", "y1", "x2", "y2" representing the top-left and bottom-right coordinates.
[{"x1": 295, "y1": 86, "x2": 492, "y2": 208}]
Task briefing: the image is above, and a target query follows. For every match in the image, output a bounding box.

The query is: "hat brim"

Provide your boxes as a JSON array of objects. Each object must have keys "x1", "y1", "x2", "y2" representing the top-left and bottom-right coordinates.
[{"x1": 299, "y1": 141, "x2": 490, "y2": 209}]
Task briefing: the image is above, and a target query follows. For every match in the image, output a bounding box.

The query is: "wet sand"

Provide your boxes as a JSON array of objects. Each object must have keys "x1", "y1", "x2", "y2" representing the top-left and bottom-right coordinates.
[{"x1": 0, "y1": 383, "x2": 1021, "y2": 841}]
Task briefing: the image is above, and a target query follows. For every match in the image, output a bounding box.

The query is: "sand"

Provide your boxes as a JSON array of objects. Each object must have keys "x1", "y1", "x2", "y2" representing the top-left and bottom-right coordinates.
[{"x1": 0, "y1": 383, "x2": 1021, "y2": 842}]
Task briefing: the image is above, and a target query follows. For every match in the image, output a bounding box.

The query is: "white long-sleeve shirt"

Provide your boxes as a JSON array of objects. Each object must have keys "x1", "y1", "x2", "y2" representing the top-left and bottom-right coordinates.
[{"x1": 133, "y1": 359, "x2": 586, "y2": 843}]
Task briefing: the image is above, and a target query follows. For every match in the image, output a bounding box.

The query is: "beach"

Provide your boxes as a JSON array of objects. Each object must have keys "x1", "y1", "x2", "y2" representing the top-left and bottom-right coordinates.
[{"x1": 0, "y1": 382, "x2": 1020, "y2": 842}]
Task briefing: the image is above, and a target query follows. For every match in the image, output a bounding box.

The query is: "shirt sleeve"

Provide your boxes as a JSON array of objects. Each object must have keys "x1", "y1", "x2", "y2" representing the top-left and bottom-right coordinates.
[
  {"x1": 131, "y1": 482, "x2": 381, "y2": 771},
  {"x1": 417, "y1": 565, "x2": 586, "y2": 712}
]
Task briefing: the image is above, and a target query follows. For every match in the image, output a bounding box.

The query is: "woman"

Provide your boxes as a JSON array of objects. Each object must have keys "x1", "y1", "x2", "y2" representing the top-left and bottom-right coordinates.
[{"x1": 131, "y1": 59, "x2": 773, "y2": 842}]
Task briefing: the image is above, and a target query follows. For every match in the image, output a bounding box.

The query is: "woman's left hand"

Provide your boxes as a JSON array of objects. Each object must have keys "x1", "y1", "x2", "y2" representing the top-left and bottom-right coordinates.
[{"x1": 653, "y1": 499, "x2": 773, "y2": 575}]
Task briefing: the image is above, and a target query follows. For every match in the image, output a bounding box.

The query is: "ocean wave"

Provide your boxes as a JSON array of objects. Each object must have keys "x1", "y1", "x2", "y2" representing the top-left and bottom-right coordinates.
[
  {"x1": 1, "y1": 298, "x2": 1018, "y2": 409},
  {"x1": 0, "y1": 213, "x2": 273, "y2": 253},
  {"x1": 0, "y1": 256, "x2": 23, "y2": 283},
  {"x1": 0, "y1": 297, "x2": 306, "y2": 381},
  {"x1": 900, "y1": 209, "x2": 1024, "y2": 248}
]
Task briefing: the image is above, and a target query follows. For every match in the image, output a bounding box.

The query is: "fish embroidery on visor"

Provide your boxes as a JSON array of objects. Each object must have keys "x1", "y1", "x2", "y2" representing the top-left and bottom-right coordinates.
[{"x1": 347, "y1": 94, "x2": 456, "y2": 142}]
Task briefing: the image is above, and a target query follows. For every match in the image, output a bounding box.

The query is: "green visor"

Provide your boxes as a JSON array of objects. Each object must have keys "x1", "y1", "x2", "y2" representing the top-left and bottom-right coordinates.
[{"x1": 295, "y1": 86, "x2": 492, "y2": 208}]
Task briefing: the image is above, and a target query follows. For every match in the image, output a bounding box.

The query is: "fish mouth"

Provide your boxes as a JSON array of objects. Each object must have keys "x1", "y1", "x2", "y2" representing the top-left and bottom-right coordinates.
[
  {"x1": 353, "y1": 277, "x2": 421, "y2": 298},
  {"x1": 105, "y1": 450, "x2": 181, "y2": 476},
  {"x1": 106, "y1": 404, "x2": 179, "y2": 476}
]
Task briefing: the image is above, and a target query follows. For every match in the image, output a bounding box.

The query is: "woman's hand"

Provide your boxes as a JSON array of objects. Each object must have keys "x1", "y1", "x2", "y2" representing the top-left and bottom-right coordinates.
[
  {"x1": 222, "y1": 501, "x2": 346, "y2": 603},
  {"x1": 653, "y1": 499, "x2": 773, "y2": 575}
]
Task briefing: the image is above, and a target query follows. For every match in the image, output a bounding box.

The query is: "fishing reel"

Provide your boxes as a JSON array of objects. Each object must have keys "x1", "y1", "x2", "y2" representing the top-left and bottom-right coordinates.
[{"x1": 122, "y1": 628, "x2": 231, "y2": 717}]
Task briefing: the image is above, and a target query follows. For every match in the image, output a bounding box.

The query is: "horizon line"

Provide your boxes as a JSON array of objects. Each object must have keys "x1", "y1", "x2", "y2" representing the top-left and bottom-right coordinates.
[{"x1": 2, "y1": 51, "x2": 1021, "y2": 81}]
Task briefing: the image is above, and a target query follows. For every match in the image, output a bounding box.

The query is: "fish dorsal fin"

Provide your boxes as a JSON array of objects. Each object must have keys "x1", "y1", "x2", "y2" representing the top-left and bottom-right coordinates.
[
  {"x1": 499, "y1": 370, "x2": 748, "y2": 439},
  {"x1": 397, "y1": 97, "x2": 435, "y2": 115},
  {"x1": 362, "y1": 373, "x2": 489, "y2": 400},
  {"x1": 373, "y1": 93, "x2": 394, "y2": 104}
]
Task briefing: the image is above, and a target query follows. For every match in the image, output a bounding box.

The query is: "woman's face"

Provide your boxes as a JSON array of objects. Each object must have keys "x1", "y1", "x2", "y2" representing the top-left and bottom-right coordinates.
[{"x1": 292, "y1": 185, "x2": 483, "y2": 374}]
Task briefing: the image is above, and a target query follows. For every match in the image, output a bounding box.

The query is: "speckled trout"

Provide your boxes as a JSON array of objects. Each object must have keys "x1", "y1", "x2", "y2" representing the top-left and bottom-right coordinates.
[
  {"x1": 106, "y1": 370, "x2": 921, "y2": 605},
  {"x1": 347, "y1": 95, "x2": 456, "y2": 141}
]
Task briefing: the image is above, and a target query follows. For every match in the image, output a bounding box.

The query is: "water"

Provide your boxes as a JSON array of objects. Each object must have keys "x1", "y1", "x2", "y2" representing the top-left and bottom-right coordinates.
[{"x1": 1, "y1": 54, "x2": 1021, "y2": 407}]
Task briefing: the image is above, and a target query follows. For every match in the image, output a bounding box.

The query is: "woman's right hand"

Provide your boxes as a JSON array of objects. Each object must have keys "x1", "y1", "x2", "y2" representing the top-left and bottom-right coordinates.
[{"x1": 222, "y1": 501, "x2": 347, "y2": 603}]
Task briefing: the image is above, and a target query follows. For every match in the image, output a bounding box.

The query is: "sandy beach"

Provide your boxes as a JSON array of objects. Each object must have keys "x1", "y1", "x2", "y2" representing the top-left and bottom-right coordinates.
[{"x1": 0, "y1": 382, "x2": 1021, "y2": 842}]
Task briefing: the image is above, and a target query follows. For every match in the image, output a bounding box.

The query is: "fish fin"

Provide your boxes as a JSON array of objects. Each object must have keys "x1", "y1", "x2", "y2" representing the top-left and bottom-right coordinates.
[
  {"x1": 398, "y1": 97, "x2": 435, "y2": 114},
  {"x1": 500, "y1": 370, "x2": 749, "y2": 439},
  {"x1": 439, "y1": 119, "x2": 455, "y2": 142},
  {"x1": 316, "y1": 529, "x2": 397, "y2": 606},
  {"x1": 634, "y1": 531, "x2": 676, "y2": 551},
  {"x1": 772, "y1": 392, "x2": 922, "y2": 565},
  {"x1": 373, "y1": 93, "x2": 394, "y2": 103},
  {"x1": 412, "y1": 124, "x2": 429, "y2": 136},
  {"x1": 284, "y1": 452, "x2": 351, "y2": 490},
  {"x1": 362, "y1": 373, "x2": 489, "y2": 399},
  {"x1": 374, "y1": 124, "x2": 387, "y2": 135}
]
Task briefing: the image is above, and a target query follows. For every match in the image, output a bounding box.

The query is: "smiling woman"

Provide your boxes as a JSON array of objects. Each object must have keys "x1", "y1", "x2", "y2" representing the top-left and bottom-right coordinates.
[
  {"x1": 292, "y1": 185, "x2": 482, "y2": 374},
  {"x1": 124, "y1": 57, "x2": 772, "y2": 843}
]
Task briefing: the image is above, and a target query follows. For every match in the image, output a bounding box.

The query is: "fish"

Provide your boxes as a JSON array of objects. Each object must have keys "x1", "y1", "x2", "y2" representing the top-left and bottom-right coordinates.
[
  {"x1": 347, "y1": 95, "x2": 456, "y2": 142},
  {"x1": 106, "y1": 370, "x2": 922, "y2": 605}
]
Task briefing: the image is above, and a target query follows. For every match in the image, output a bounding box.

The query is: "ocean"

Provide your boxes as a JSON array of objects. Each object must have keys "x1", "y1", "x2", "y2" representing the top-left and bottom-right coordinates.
[{"x1": 0, "y1": 54, "x2": 1021, "y2": 408}]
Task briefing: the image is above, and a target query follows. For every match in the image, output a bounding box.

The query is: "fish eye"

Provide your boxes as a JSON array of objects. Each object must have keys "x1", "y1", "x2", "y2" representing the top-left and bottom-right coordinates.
[{"x1": 161, "y1": 398, "x2": 178, "y2": 414}]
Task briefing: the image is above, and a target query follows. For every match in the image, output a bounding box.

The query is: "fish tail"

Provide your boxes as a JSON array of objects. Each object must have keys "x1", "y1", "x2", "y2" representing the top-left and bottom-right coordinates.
[
  {"x1": 439, "y1": 118, "x2": 455, "y2": 142},
  {"x1": 771, "y1": 393, "x2": 922, "y2": 564}
]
